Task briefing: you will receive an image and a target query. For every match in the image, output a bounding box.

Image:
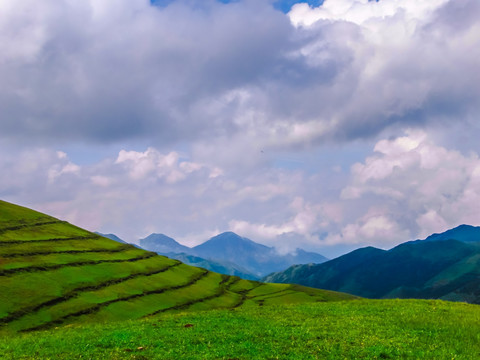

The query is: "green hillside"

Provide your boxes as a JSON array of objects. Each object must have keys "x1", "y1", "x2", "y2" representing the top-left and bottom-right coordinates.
[
  {"x1": 0, "y1": 200, "x2": 355, "y2": 333},
  {"x1": 264, "y1": 238, "x2": 480, "y2": 303},
  {"x1": 1, "y1": 299, "x2": 480, "y2": 359}
]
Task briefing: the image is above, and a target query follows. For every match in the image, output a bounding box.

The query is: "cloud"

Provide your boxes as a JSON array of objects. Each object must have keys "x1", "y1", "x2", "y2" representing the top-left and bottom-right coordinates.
[
  {"x1": 287, "y1": 0, "x2": 480, "y2": 143},
  {"x1": 0, "y1": 144, "x2": 308, "y2": 244},
  {"x1": 225, "y1": 130, "x2": 480, "y2": 251},
  {"x1": 1, "y1": 128, "x2": 479, "y2": 257},
  {"x1": 340, "y1": 130, "x2": 480, "y2": 240},
  {"x1": 289, "y1": 0, "x2": 449, "y2": 27},
  {"x1": 229, "y1": 196, "x2": 326, "y2": 243},
  {"x1": 1, "y1": 0, "x2": 479, "y2": 158},
  {"x1": 0, "y1": 0, "x2": 292, "y2": 147},
  {"x1": 324, "y1": 212, "x2": 410, "y2": 247},
  {"x1": 0, "y1": 140, "x2": 349, "y2": 254},
  {"x1": 116, "y1": 148, "x2": 191, "y2": 183}
]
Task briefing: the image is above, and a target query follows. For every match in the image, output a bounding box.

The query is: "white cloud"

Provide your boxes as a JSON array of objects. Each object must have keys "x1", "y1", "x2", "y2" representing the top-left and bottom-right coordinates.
[
  {"x1": 228, "y1": 196, "x2": 330, "y2": 250},
  {"x1": 289, "y1": 0, "x2": 449, "y2": 28},
  {"x1": 90, "y1": 175, "x2": 112, "y2": 187},
  {"x1": 340, "y1": 130, "x2": 480, "y2": 239},
  {"x1": 0, "y1": 145, "x2": 312, "y2": 246},
  {"x1": 0, "y1": 0, "x2": 479, "y2": 157},
  {"x1": 116, "y1": 148, "x2": 190, "y2": 183},
  {"x1": 324, "y1": 212, "x2": 409, "y2": 247},
  {"x1": 2, "y1": 129, "x2": 480, "y2": 257},
  {"x1": 342, "y1": 130, "x2": 425, "y2": 187},
  {"x1": 285, "y1": 0, "x2": 480, "y2": 147},
  {"x1": 48, "y1": 151, "x2": 81, "y2": 183}
]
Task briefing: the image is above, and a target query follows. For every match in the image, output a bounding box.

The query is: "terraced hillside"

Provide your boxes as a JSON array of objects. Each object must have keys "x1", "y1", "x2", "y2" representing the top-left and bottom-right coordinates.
[{"x1": 0, "y1": 200, "x2": 356, "y2": 333}]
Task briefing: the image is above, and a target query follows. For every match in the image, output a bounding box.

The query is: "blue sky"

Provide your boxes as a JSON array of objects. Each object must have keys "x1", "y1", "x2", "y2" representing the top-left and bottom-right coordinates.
[
  {"x1": 1, "y1": 0, "x2": 479, "y2": 257},
  {"x1": 273, "y1": 0, "x2": 323, "y2": 12},
  {"x1": 151, "y1": 0, "x2": 324, "y2": 13}
]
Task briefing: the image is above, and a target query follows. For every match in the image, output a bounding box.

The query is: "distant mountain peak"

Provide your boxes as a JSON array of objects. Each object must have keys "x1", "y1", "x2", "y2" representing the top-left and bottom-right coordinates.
[
  {"x1": 142, "y1": 233, "x2": 179, "y2": 244},
  {"x1": 423, "y1": 224, "x2": 480, "y2": 243},
  {"x1": 194, "y1": 232, "x2": 271, "y2": 252},
  {"x1": 208, "y1": 231, "x2": 257, "y2": 243},
  {"x1": 139, "y1": 233, "x2": 191, "y2": 254},
  {"x1": 455, "y1": 224, "x2": 476, "y2": 229},
  {"x1": 95, "y1": 232, "x2": 127, "y2": 244},
  {"x1": 219, "y1": 231, "x2": 237, "y2": 236},
  {"x1": 193, "y1": 231, "x2": 327, "y2": 277}
]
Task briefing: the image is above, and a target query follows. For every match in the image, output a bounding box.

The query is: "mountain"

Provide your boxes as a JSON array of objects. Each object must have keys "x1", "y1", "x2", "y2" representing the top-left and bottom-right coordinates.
[
  {"x1": 283, "y1": 248, "x2": 331, "y2": 266},
  {"x1": 422, "y1": 224, "x2": 480, "y2": 243},
  {"x1": 265, "y1": 246, "x2": 386, "y2": 286},
  {"x1": 193, "y1": 232, "x2": 272, "y2": 275},
  {"x1": 138, "y1": 231, "x2": 328, "y2": 278},
  {"x1": 166, "y1": 253, "x2": 258, "y2": 280},
  {"x1": 139, "y1": 233, "x2": 191, "y2": 254},
  {"x1": 95, "y1": 232, "x2": 127, "y2": 243},
  {"x1": 138, "y1": 233, "x2": 259, "y2": 279},
  {"x1": 193, "y1": 231, "x2": 328, "y2": 277},
  {"x1": 264, "y1": 226, "x2": 480, "y2": 304},
  {"x1": 0, "y1": 199, "x2": 354, "y2": 333}
]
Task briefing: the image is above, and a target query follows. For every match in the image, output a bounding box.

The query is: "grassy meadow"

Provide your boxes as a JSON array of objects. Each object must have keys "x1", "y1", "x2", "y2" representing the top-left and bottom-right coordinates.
[{"x1": 1, "y1": 299, "x2": 480, "y2": 359}]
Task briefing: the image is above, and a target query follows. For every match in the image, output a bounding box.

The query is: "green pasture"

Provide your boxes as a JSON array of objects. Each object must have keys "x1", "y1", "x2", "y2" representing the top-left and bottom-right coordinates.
[{"x1": 1, "y1": 300, "x2": 479, "y2": 359}]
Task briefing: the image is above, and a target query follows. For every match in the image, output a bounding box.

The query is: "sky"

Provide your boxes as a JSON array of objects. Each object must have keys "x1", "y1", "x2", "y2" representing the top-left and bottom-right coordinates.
[{"x1": 1, "y1": 0, "x2": 479, "y2": 258}]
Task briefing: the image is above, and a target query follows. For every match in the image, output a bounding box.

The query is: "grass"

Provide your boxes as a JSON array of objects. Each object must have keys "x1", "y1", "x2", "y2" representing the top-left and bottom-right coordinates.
[
  {"x1": 0, "y1": 222, "x2": 91, "y2": 241},
  {"x1": 0, "y1": 247, "x2": 150, "y2": 271},
  {"x1": 0, "y1": 200, "x2": 53, "y2": 224},
  {"x1": 0, "y1": 256, "x2": 178, "y2": 318},
  {"x1": 1, "y1": 299, "x2": 480, "y2": 359}
]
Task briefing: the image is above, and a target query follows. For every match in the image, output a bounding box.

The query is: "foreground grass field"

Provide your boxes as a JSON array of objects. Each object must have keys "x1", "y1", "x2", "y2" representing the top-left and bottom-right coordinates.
[{"x1": 1, "y1": 299, "x2": 480, "y2": 359}]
